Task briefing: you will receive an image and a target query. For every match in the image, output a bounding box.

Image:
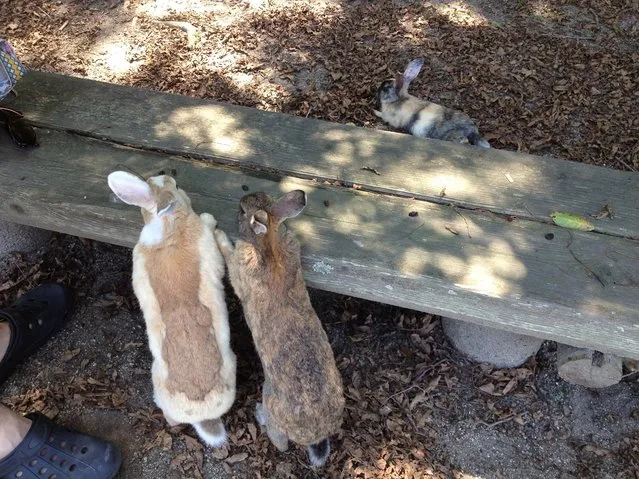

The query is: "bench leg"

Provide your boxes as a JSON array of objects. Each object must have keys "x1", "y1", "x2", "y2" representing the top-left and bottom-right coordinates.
[
  {"x1": 624, "y1": 358, "x2": 639, "y2": 374},
  {"x1": 441, "y1": 317, "x2": 543, "y2": 368},
  {"x1": 557, "y1": 344, "x2": 622, "y2": 388},
  {"x1": 0, "y1": 220, "x2": 51, "y2": 255}
]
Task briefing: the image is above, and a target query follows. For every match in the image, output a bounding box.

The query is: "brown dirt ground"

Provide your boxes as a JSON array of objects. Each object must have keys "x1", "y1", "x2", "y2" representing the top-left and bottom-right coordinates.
[
  {"x1": 0, "y1": 233, "x2": 637, "y2": 479},
  {"x1": 1, "y1": 0, "x2": 638, "y2": 169},
  {"x1": 1, "y1": 0, "x2": 639, "y2": 478}
]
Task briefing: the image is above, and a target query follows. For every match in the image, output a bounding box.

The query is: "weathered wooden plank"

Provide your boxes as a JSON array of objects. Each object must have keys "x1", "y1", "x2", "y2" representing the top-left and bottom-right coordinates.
[
  {"x1": 4, "y1": 71, "x2": 638, "y2": 239},
  {"x1": 0, "y1": 128, "x2": 638, "y2": 358}
]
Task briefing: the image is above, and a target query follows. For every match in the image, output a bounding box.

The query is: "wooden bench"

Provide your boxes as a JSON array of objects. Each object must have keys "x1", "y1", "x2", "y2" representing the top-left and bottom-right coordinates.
[{"x1": 1, "y1": 71, "x2": 638, "y2": 361}]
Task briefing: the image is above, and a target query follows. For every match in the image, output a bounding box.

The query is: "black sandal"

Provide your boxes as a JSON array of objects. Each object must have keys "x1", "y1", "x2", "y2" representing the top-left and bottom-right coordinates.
[
  {"x1": 0, "y1": 413, "x2": 122, "y2": 479},
  {"x1": 0, "y1": 284, "x2": 73, "y2": 385}
]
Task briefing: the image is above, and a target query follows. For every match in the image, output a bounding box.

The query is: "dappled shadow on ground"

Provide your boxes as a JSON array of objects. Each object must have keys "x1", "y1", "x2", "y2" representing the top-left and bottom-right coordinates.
[{"x1": 2, "y1": 0, "x2": 638, "y2": 169}]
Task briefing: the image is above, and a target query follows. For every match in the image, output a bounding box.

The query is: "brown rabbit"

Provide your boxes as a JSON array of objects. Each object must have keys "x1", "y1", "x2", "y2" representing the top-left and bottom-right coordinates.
[
  {"x1": 214, "y1": 190, "x2": 344, "y2": 467},
  {"x1": 107, "y1": 171, "x2": 236, "y2": 447}
]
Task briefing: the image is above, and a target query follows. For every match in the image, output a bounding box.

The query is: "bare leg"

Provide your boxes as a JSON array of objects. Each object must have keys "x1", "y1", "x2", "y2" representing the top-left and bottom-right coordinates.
[
  {"x1": 0, "y1": 404, "x2": 32, "y2": 460},
  {"x1": 0, "y1": 405, "x2": 122, "y2": 478}
]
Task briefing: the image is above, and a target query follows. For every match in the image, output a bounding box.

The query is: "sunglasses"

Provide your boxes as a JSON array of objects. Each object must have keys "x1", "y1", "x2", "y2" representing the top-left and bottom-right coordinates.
[{"x1": 0, "y1": 107, "x2": 39, "y2": 148}]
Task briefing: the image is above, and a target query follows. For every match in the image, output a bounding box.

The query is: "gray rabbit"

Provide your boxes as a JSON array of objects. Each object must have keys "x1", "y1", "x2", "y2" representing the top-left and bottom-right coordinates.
[{"x1": 374, "y1": 58, "x2": 490, "y2": 148}]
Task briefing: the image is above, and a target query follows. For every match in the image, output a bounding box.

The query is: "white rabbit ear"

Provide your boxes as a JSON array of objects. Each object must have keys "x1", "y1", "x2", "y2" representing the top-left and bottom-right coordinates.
[
  {"x1": 107, "y1": 171, "x2": 155, "y2": 211},
  {"x1": 403, "y1": 58, "x2": 424, "y2": 84},
  {"x1": 250, "y1": 211, "x2": 268, "y2": 235}
]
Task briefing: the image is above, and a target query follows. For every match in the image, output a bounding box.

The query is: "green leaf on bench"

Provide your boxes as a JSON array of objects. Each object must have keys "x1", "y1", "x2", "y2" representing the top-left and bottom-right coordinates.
[{"x1": 550, "y1": 212, "x2": 595, "y2": 231}]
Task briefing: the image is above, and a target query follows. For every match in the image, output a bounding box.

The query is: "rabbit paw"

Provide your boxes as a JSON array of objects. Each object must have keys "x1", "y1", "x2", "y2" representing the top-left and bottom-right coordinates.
[
  {"x1": 194, "y1": 419, "x2": 227, "y2": 448},
  {"x1": 163, "y1": 412, "x2": 180, "y2": 427},
  {"x1": 200, "y1": 212, "x2": 218, "y2": 230},
  {"x1": 214, "y1": 229, "x2": 233, "y2": 254},
  {"x1": 267, "y1": 426, "x2": 289, "y2": 452},
  {"x1": 255, "y1": 402, "x2": 267, "y2": 426}
]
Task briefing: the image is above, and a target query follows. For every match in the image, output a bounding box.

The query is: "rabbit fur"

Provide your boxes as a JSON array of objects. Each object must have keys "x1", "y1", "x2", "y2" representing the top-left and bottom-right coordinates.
[
  {"x1": 107, "y1": 172, "x2": 236, "y2": 448},
  {"x1": 375, "y1": 58, "x2": 491, "y2": 148},
  {"x1": 214, "y1": 190, "x2": 344, "y2": 467}
]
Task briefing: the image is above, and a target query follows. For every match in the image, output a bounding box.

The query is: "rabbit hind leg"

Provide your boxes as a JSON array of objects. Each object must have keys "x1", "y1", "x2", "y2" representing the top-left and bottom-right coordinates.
[
  {"x1": 266, "y1": 421, "x2": 289, "y2": 452},
  {"x1": 255, "y1": 402, "x2": 267, "y2": 426},
  {"x1": 256, "y1": 377, "x2": 272, "y2": 426},
  {"x1": 441, "y1": 130, "x2": 469, "y2": 144},
  {"x1": 193, "y1": 417, "x2": 227, "y2": 448},
  {"x1": 256, "y1": 401, "x2": 289, "y2": 452},
  {"x1": 163, "y1": 411, "x2": 180, "y2": 427}
]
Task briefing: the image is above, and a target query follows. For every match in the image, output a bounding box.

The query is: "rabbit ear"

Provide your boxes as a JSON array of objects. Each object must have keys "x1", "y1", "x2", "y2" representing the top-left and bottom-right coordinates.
[
  {"x1": 403, "y1": 58, "x2": 424, "y2": 84},
  {"x1": 108, "y1": 171, "x2": 155, "y2": 211},
  {"x1": 250, "y1": 210, "x2": 268, "y2": 235},
  {"x1": 156, "y1": 190, "x2": 177, "y2": 217},
  {"x1": 272, "y1": 190, "x2": 307, "y2": 221},
  {"x1": 394, "y1": 73, "x2": 404, "y2": 92},
  {"x1": 157, "y1": 199, "x2": 177, "y2": 217}
]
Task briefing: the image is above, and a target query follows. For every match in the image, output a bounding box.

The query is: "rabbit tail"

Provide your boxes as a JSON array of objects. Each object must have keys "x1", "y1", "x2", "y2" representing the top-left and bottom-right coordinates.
[
  {"x1": 307, "y1": 438, "x2": 331, "y2": 467},
  {"x1": 468, "y1": 131, "x2": 491, "y2": 149},
  {"x1": 193, "y1": 418, "x2": 227, "y2": 448}
]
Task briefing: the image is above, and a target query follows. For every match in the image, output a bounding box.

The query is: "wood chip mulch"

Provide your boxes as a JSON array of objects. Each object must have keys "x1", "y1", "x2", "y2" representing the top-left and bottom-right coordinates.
[{"x1": 2, "y1": 0, "x2": 638, "y2": 170}]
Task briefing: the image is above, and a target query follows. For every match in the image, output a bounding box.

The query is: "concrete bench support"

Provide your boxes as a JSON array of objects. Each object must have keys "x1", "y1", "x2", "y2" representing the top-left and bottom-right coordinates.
[
  {"x1": 442, "y1": 317, "x2": 543, "y2": 368},
  {"x1": 557, "y1": 344, "x2": 623, "y2": 388}
]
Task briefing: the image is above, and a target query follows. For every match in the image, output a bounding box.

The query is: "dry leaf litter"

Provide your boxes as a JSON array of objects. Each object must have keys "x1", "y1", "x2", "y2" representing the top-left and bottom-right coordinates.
[{"x1": 1, "y1": 0, "x2": 638, "y2": 169}]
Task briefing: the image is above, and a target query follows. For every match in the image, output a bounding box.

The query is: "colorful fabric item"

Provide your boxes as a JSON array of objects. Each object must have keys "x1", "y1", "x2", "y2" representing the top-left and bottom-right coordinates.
[{"x1": 0, "y1": 38, "x2": 26, "y2": 101}]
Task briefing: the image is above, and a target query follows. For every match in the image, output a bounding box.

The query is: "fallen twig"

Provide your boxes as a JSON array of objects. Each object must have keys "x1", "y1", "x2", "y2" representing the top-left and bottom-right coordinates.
[
  {"x1": 478, "y1": 414, "x2": 516, "y2": 428},
  {"x1": 444, "y1": 224, "x2": 459, "y2": 235},
  {"x1": 451, "y1": 205, "x2": 472, "y2": 238},
  {"x1": 386, "y1": 384, "x2": 424, "y2": 404},
  {"x1": 0, "y1": 264, "x2": 40, "y2": 293},
  {"x1": 617, "y1": 157, "x2": 637, "y2": 172},
  {"x1": 361, "y1": 166, "x2": 381, "y2": 176},
  {"x1": 413, "y1": 359, "x2": 450, "y2": 383}
]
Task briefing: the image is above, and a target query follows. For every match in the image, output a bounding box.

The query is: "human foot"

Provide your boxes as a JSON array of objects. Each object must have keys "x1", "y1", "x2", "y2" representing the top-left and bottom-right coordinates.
[
  {"x1": 0, "y1": 405, "x2": 31, "y2": 461},
  {"x1": 0, "y1": 413, "x2": 122, "y2": 479},
  {"x1": 0, "y1": 284, "x2": 73, "y2": 385}
]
